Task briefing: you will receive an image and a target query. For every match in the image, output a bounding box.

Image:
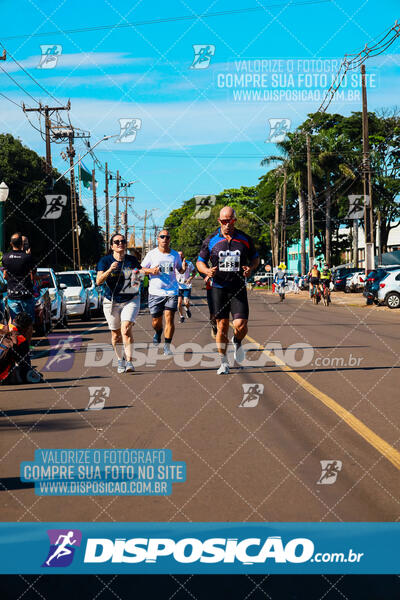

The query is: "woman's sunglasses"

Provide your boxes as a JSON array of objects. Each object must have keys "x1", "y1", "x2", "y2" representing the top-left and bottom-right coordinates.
[
  {"x1": 113, "y1": 239, "x2": 126, "y2": 245},
  {"x1": 159, "y1": 235, "x2": 170, "y2": 239}
]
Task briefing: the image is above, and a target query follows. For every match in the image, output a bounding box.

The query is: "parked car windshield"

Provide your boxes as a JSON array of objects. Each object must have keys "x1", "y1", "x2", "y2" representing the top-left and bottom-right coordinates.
[
  {"x1": 36, "y1": 271, "x2": 55, "y2": 288},
  {"x1": 57, "y1": 273, "x2": 81, "y2": 287},
  {"x1": 79, "y1": 273, "x2": 92, "y2": 289}
]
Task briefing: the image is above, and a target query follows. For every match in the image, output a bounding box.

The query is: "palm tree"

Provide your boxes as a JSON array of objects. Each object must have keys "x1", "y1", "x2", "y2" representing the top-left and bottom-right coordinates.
[{"x1": 262, "y1": 132, "x2": 309, "y2": 274}]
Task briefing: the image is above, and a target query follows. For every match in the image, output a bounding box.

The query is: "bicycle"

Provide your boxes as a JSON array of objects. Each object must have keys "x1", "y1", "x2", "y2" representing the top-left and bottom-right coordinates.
[
  {"x1": 322, "y1": 282, "x2": 331, "y2": 306},
  {"x1": 311, "y1": 284, "x2": 321, "y2": 305}
]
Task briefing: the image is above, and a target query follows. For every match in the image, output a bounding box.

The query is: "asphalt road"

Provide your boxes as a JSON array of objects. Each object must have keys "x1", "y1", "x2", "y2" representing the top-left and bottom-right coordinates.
[{"x1": 1, "y1": 282, "x2": 399, "y2": 522}]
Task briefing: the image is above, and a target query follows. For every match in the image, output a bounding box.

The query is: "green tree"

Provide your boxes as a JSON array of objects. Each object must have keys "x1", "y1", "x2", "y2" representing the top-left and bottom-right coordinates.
[{"x1": 0, "y1": 133, "x2": 104, "y2": 269}]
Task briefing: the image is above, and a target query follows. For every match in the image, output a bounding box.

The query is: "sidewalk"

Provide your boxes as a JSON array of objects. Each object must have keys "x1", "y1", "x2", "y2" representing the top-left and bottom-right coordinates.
[{"x1": 252, "y1": 287, "x2": 369, "y2": 308}]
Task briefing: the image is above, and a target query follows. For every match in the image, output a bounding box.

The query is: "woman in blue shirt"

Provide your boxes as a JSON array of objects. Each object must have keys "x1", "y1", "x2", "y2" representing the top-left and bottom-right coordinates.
[{"x1": 96, "y1": 233, "x2": 142, "y2": 374}]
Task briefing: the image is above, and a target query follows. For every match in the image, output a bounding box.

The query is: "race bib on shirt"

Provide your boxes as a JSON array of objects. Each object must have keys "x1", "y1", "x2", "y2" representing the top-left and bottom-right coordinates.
[
  {"x1": 119, "y1": 268, "x2": 141, "y2": 295},
  {"x1": 159, "y1": 261, "x2": 175, "y2": 275},
  {"x1": 218, "y1": 250, "x2": 240, "y2": 272}
]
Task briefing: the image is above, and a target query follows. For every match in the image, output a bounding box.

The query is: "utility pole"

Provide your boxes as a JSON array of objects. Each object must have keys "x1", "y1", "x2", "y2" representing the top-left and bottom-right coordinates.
[
  {"x1": 22, "y1": 101, "x2": 70, "y2": 176},
  {"x1": 269, "y1": 220, "x2": 275, "y2": 268},
  {"x1": 124, "y1": 188, "x2": 128, "y2": 241},
  {"x1": 273, "y1": 188, "x2": 280, "y2": 267},
  {"x1": 105, "y1": 162, "x2": 110, "y2": 243},
  {"x1": 306, "y1": 134, "x2": 315, "y2": 265},
  {"x1": 361, "y1": 64, "x2": 374, "y2": 273},
  {"x1": 325, "y1": 190, "x2": 331, "y2": 265},
  {"x1": 280, "y1": 168, "x2": 287, "y2": 264},
  {"x1": 67, "y1": 132, "x2": 81, "y2": 269},
  {"x1": 142, "y1": 209, "x2": 147, "y2": 258},
  {"x1": 352, "y1": 219, "x2": 358, "y2": 268},
  {"x1": 92, "y1": 168, "x2": 98, "y2": 231},
  {"x1": 115, "y1": 170, "x2": 120, "y2": 232},
  {"x1": 377, "y1": 209, "x2": 382, "y2": 265}
]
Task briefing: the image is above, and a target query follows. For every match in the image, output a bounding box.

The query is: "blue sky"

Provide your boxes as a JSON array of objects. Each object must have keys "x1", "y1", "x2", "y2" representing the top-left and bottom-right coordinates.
[{"x1": 0, "y1": 0, "x2": 399, "y2": 234}]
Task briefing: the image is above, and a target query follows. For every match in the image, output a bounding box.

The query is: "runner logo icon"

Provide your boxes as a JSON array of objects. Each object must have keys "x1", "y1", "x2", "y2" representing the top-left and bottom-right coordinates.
[
  {"x1": 317, "y1": 460, "x2": 342, "y2": 485},
  {"x1": 240, "y1": 384, "x2": 264, "y2": 407},
  {"x1": 42, "y1": 529, "x2": 82, "y2": 567}
]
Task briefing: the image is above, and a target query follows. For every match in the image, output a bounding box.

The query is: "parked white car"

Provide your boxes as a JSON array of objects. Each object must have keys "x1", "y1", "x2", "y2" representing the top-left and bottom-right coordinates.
[
  {"x1": 345, "y1": 271, "x2": 365, "y2": 293},
  {"x1": 37, "y1": 268, "x2": 68, "y2": 326},
  {"x1": 56, "y1": 271, "x2": 91, "y2": 320},
  {"x1": 78, "y1": 270, "x2": 103, "y2": 314},
  {"x1": 376, "y1": 269, "x2": 400, "y2": 308}
]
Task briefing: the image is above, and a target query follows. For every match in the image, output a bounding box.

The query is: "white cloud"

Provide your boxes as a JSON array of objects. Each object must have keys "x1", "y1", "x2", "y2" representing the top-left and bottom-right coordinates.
[
  {"x1": 37, "y1": 72, "x2": 156, "y2": 88},
  {"x1": 2, "y1": 52, "x2": 152, "y2": 73}
]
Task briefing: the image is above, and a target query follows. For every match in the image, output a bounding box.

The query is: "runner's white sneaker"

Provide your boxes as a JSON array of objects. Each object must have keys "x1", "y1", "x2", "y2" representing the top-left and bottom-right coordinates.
[
  {"x1": 217, "y1": 362, "x2": 230, "y2": 375},
  {"x1": 163, "y1": 343, "x2": 173, "y2": 356},
  {"x1": 125, "y1": 361, "x2": 135, "y2": 373},
  {"x1": 231, "y1": 336, "x2": 245, "y2": 363},
  {"x1": 117, "y1": 359, "x2": 125, "y2": 374}
]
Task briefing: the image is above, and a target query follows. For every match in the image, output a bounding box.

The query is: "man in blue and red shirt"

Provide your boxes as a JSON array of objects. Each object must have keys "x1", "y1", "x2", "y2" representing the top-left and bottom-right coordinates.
[{"x1": 196, "y1": 206, "x2": 259, "y2": 374}]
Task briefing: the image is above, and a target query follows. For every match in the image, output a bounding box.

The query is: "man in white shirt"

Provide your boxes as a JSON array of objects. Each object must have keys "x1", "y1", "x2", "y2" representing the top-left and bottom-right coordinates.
[
  {"x1": 176, "y1": 251, "x2": 196, "y2": 323},
  {"x1": 141, "y1": 230, "x2": 186, "y2": 355}
]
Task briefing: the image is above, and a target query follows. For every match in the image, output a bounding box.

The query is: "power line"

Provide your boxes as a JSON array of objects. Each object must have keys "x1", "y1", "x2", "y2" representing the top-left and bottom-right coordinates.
[
  {"x1": 0, "y1": 63, "x2": 39, "y2": 104},
  {"x1": 0, "y1": 42, "x2": 63, "y2": 106},
  {"x1": 1, "y1": 0, "x2": 332, "y2": 40},
  {"x1": 316, "y1": 20, "x2": 400, "y2": 114},
  {"x1": 0, "y1": 91, "x2": 22, "y2": 107}
]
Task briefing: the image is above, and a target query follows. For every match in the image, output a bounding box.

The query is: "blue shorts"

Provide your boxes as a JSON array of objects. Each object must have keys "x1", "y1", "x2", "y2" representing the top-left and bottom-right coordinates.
[
  {"x1": 7, "y1": 298, "x2": 35, "y2": 321},
  {"x1": 178, "y1": 288, "x2": 191, "y2": 299},
  {"x1": 148, "y1": 294, "x2": 178, "y2": 317}
]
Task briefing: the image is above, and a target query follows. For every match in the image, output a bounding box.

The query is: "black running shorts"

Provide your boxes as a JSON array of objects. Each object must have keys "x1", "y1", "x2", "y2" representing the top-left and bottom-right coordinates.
[{"x1": 211, "y1": 286, "x2": 249, "y2": 320}]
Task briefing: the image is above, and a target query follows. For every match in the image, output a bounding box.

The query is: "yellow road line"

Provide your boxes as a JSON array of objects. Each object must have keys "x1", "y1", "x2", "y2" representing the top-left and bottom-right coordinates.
[{"x1": 243, "y1": 330, "x2": 400, "y2": 471}]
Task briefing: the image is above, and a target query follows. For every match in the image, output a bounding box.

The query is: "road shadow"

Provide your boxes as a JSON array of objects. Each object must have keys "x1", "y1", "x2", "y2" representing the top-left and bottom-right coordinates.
[
  {"x1": 0, "y1": 405, "x2": 131, "y2": 418},
  {"x1": 0, "y1": 376, "x2": 104, "y2": 391}
]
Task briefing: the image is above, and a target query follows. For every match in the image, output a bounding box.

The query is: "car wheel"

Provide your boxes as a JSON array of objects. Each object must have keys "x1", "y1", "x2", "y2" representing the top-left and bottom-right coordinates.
[
  {"x1": 385, "y1": 292, "x2": 400, "y2": 309},
  {"x1": 345, "y1": 286, "x2": 351, "y2": 294},
  {"x1": 62, "y1": 311, "x2": 69, "y2": 327},
  {"x1": 366, "y1": 297, "x2": 373, "y2": 306}
]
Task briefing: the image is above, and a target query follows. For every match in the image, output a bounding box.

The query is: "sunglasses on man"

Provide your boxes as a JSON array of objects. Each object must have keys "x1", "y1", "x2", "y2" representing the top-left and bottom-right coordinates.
[
  {"x1": 159, "y1": 234, "x2": 170, "y2": 239},
  {"x1": 218, "y1": 218, "x2": 236, "y2": 225},
  {"x1": 113, "y1": 239, "x2": 126, "y2": 245}
]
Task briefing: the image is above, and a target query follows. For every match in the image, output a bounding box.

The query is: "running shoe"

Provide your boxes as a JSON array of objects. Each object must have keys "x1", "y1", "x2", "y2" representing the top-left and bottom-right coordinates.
[
  {"x1": 231, "y1": 336, "x2": 245, "y2": 364},
  {"x1": 163, "y1": 343, "x2": 173, "y2": 356},
  {"x1": 153, "y1": 331, "x2": 162, "y2": 346},
  {"x1": 217, "y1": 362, "x2": 230, "y2": 375},
  {"x1": 125, "y1": 361, "x2": 135, "y2": 373},
  {"x1": 117, "y1": 359, "x2": 125, "y2": 374},
  {"x1": 185, "y1": 307, "x2": 192, "y2": 318},
  {"x1": 179, "y1": 315, "x2": 185, "y2": 323}
]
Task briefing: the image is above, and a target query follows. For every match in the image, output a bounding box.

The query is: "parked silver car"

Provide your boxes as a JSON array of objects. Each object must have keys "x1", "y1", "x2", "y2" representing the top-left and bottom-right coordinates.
[
  {"x1": 79, "y1": 270, "x2": 103, "y2": 315},
  {"x1": 376, "y1": 269, "x2": 400, "y2": 308},
  {"x1": 56, "y1": 271, "x2": 91, "y2": 320},
  {"x1": 37, "y1": 268, "x2": 68, "y2": 327}
]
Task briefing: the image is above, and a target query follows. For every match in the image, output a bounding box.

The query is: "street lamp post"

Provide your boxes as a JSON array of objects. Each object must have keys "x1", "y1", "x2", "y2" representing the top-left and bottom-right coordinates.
[{"x1": 0, "y1": 182, "x2": 9, "y2": 253}]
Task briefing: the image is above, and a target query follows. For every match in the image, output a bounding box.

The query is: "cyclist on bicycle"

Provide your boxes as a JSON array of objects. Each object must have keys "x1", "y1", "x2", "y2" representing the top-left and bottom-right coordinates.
[
  {"x1": 320, "y1": 264, "x2": 331, "y2": 289},
  {"x1": 274, "y1": 263, "x2": 287, "y2": 302},
  {"x1": 308, "y1": 264, "x2": 321, "y2": 298},
  {"x1": 320, "y1": 263, "x2": 332, "y2": 300}
]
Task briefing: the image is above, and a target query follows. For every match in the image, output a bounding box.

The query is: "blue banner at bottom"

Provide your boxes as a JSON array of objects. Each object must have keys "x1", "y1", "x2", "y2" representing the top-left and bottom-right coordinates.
[{"x1": 0, "y1": 523, "x2": 398, "y2": 574}]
